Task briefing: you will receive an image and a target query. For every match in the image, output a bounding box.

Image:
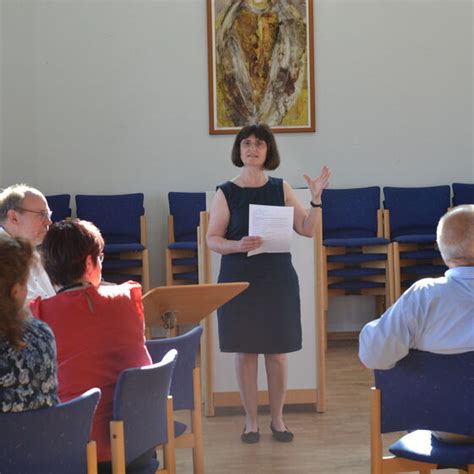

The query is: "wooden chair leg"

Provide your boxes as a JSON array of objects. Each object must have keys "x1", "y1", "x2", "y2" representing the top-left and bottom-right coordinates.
[
  {"x1": 191, "y1": 368, "x2": 205, "y2": 474},
  {"x1": 370, "y1": 388, "x2": 383, "y2": 474},
  {"x1": 86, "y1": 440, "x2": 98, "y2": 474},
  {"x1": 162, "y1": 396, "x2": 176, "y2": 474},
  {"x1": 110, "y1": 421, "x2": 126, "y2": 474}
]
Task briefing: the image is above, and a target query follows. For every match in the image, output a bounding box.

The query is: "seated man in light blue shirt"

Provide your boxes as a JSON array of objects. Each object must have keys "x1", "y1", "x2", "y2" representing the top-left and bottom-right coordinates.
[{"x1": 359, "y1": 204, "x2": 474, "y2": 443}]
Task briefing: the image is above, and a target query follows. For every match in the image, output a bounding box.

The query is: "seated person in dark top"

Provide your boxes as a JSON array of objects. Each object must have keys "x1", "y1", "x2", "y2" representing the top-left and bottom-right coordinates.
[
  {"x1": 30, "y1": 219, "x2": 153, "y2": 472},
  {"x1": 0, "y1": 234, "x2": 58, "y2": 412}
]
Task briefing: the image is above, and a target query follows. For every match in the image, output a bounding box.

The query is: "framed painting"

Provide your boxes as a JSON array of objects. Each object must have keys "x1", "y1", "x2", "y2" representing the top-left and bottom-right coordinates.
[{"x1": 207, "y1": 0, "x2": 316, "y2": 134}]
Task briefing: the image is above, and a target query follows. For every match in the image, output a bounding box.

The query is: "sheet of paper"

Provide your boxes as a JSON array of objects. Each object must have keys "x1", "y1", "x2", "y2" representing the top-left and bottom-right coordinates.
[{"x1": 247, "y1": 204, "x2": 294, "y2": 257}]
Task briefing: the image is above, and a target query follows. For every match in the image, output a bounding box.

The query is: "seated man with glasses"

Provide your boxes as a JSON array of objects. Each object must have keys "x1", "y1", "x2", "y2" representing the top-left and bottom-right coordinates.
[{"x1": 0, "y1": 184, "x2": 56, "y2": 300}]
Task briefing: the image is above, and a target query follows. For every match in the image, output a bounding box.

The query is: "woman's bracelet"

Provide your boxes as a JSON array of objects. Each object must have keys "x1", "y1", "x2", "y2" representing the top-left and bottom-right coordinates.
[{"x1": 310, "y1": 201, "x2": 322, "y2": 208}]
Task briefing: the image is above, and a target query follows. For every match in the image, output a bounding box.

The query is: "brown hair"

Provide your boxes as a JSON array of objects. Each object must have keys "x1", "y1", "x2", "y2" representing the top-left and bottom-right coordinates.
[
  {"x1": 0, "y1": 235, "x2": 33, "y2": 348},
  {"x1": 41, "y1": 219, "x2": 104, "y2": 287},
  {"x1": 231, "y1": 123, "x2": 280, "y2": 170}
]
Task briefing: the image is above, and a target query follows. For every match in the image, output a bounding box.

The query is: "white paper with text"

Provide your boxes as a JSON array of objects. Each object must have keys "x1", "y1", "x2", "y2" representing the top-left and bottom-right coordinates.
[{"x1": 247, "y1": 204, "x2": 294, "y2": 256}]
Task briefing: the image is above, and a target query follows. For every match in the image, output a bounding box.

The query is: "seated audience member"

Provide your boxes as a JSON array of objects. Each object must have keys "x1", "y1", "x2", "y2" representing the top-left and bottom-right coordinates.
[
  {"x1": 0, "y1": 184, "x2": 55, "y2": 300},
  {"x1": 0, "y1": 234, "x2": 58, "y2": 412},
  {"x1": 30, "y1": 219, "x2": 152, "y2": 472},
  {"x1": 359, "y1": 204, "x2": 474, "y2": 443}
]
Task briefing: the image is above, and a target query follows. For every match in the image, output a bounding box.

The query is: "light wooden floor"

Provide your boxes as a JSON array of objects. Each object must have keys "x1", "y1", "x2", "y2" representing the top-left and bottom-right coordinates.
[{"x1": 173, "y1": 341, "x2": 460, "y2": 473}]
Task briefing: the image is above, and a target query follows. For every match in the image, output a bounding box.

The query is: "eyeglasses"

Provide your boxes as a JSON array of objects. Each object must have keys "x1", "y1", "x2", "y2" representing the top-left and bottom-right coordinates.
[
  {"x1": 241, "y1": 139, "x2": 267, "y2": 149},
  {"x1": 15, "y1": 207, "x2": 53, "y2": 221}
]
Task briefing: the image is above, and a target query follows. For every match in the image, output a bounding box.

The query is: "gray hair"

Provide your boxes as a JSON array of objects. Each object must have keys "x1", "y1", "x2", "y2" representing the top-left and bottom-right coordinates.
[
  {"x1": 0, "y1": 184, "x2": 44, "y2": 222},
  {"x1": 436, "y1": 205, "x2": 474, "y2": 266}
]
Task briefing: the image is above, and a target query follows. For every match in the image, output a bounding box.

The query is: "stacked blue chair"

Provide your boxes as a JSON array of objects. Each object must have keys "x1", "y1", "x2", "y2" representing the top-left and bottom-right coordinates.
[
  {"x1": 146, "y1": 326, "x2": 204, "y2": 474},
  {"x1": 166, "y1": 192, "x2": 206, "y2": 286},
  {"x1": 371, "y1": 350, "x2": 474, "y2": 473},
  {"x1": 0, "y1": 388, "x2": 101, "y2": 474},
  {"x1": 383, "y1": 186, "x2": 450, "y2": 300},
  {"x1": 315, "y1": 187, "x2": 393, "y2": 341},
  {"x1": 110, "y1": 349, "x2": 178, "y2": 474},
  {"x1": 452, "y1": 183, "x2": 474, "y2": 205},
  {"x1": 76, "y1": 193, "x2": 150, "y2": 291},
  {"x1": 46, "y1": 194, "x2": 72, "y2": 222}
]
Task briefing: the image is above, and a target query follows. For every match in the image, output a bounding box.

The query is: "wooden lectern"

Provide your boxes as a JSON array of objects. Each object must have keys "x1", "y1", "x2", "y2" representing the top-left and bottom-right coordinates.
[{"x1": 142, "y1": 282, "x2": 249, "y2": 332}]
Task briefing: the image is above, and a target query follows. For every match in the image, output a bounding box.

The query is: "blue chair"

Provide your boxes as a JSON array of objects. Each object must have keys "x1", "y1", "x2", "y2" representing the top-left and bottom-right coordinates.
[
  {"x1": 46, "y1": 194, "x2": 72, "y2": 222},
  {"x1": 110, "y1": 349, "x2": 178, "y2": 474},
  {"x1": 371, "y1": 350, "x2": 474, "y2": 473},
  {"x1": 452, "y1": 183, "x2": 474, "y2": 206},
  {"x1": 166, "y1": 192, "x2": 206, "y2": 286},
  {"x1": 315, "y1": 187, "x2": 393, "y2": 342},
  {"x1": 75, "y1": 193, "x2": 150, "y2": 291},
  {"x1": 146, "y1": 326, "x2": 204, "y2": 474},
  {"x1": 383, "y1": 186, "x2": 450, "y2": 300},
  {"x1": 0, "y1": 388, "x2": 101, "y2": 474}
]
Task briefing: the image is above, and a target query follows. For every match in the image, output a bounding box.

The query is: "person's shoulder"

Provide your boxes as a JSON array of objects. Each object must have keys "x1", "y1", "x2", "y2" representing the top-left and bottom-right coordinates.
[{"x1": 25, "y1": 316, "x2": 55, "y2": 340}]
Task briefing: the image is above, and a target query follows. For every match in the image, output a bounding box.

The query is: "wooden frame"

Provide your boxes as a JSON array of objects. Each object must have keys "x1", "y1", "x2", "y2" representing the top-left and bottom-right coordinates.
[{"x1": 206, "y1": 0, "x2": 316, "y2": 134}]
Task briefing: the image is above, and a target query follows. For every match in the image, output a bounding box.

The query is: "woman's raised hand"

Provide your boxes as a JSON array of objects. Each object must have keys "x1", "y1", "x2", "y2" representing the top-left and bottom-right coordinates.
[
  {"x1": 303, "y1": 165, "x2": 331, "y2": 202},
  {"x1": 236, "y1": 236, "x2": 263, "y2": 253}
]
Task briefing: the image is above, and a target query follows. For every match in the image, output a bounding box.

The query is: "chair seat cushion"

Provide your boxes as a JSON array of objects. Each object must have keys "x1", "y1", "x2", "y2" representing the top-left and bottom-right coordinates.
[
  {"x1": 173, "y1": 272, "x2": 198, "y2": 281},
  {"x1": 389, "y1": 430, "x2": 474, "y2": 465},
  {"x1": 102, "y1": 259, "x2": 142, "y2": 270},
  {"x1": 168, "y1": 242, "x2": 198, "y2": 251},
  {"x1": 328, "y1": 268, "x2": 385, "y2": 277},
  {"x1": 402, "y1": 264, "x2": 447, "y2": 275},
  {"x1": 174, "y1": 420, "x2": 187, "y2": 438},
  {"x1": 400, "y1": 249, "x2": 441, "y2": 259},
  {"x1": 329, "y1": 280, "x2": 384, "y2": 290},
  {"x1": 393, "y1": 234, "x2": 436, "y2": 243},
  {"x1": 324, "y1": 237, "x2": 389, "y2": 247},
  {"x1": 327, "y1": 253, "x2": 387, "y2": 263},
  {"x1": 105, "y1": 243, "x2": 145, "y2": 253},
  {"x1": 172, "y1": 257, "x2": 198, "y2": 266}
]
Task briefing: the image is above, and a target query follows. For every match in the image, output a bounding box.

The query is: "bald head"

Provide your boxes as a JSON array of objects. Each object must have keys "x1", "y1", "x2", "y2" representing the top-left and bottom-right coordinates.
[{"x1": 437, "y1": 205, "x2": 474, "y2": 267}]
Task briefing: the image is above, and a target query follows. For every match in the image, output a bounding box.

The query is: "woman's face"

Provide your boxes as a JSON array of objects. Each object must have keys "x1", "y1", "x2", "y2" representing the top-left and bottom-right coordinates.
[{"x1": 240, "y1": 134, "x2": 268, "y2": 169}]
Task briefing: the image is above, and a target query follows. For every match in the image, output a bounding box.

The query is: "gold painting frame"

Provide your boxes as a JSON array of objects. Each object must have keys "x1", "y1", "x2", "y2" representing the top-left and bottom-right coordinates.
[{"x1": 207, "y1": 0, "x2": 315, "y2": 134}]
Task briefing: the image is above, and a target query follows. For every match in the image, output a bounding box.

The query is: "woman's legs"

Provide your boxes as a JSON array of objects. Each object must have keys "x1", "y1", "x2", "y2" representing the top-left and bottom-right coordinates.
[
  {"x1": 264, "y1": 353, "x2": 288, "y2": 431},
  {"x1": 235, "y1": 352, "x2": 259, "y2": 432}
]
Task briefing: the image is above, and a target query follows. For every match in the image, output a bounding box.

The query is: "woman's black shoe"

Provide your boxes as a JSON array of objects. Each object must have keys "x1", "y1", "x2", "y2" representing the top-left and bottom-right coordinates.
[
  {"x1": 270, "y1": 423, "x2": 294, "y2": 442},
  {"x1": 241, "y1": 427, "x2": 260, "y2": 444}
]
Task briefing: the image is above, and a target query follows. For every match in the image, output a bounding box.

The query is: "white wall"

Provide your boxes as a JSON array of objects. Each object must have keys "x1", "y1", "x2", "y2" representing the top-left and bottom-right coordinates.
[{"x1": 1, "y1": 0, "x2": 473, "y2": 292}]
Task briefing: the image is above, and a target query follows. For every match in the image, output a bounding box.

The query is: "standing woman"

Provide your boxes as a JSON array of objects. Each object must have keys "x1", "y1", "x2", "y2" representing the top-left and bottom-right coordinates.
[
  {"x1": 207, "y1": 123, "x2": 330, "y2": 443},
  {"x1": 0, "y1": 235, "x2": 58, "y2": 412}
]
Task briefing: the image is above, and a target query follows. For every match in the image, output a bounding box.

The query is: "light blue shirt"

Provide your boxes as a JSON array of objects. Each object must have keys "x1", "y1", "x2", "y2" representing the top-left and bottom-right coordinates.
[{"x1": 359, "y1": 266, "x2": 474, "y2": 369}]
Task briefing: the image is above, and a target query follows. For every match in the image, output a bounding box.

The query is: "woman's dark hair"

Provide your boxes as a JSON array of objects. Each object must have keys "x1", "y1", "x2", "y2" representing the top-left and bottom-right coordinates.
[
  {"x1": 0, "y1": 235, "x2": 33, "y2": 348},
  {"x1": 41, "y1": 219, "x2": 104, "y2": 287},
  {"x1": 231, "y1": 123, "x2": 280, "y2": 170}
]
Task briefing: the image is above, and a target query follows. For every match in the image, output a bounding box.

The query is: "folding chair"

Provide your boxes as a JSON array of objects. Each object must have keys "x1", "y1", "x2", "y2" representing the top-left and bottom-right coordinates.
[
  {"x1": 371, "y1": 350, "x2": 474, "y2": 474},
  {"x1": 383, "y1": 186, "x2": 450, "y2": 300},
  {"x1": 76, "y1": 193, "x2": 150, "y2": 291},
  {"x1": 0, "y1": 388, "x2": 101, "y2": 474},
  {"x1": 166, "y1": 192, "x2": 206, "y2": 286},
  {"x1": 46, "y1": 194, "x2": 72, "y2": 222},
  {"x1": 315, "y1": 187, "x2": 393, "y2": 342},
  {"x1": 110, "y1": 349, "x2": 178, "y2": 474},
  {"x1": 146, "y1": 326, "x2": 204, "y2": 474},
  {"x1": 452, "y1": 183, "x2": 474, "y2": 206}
]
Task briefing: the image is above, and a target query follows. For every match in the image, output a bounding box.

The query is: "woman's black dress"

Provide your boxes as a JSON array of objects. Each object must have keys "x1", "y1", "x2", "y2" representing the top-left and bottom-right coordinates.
[{"x1": 217, "y1": 177, "x2": 302, "y2": 354}]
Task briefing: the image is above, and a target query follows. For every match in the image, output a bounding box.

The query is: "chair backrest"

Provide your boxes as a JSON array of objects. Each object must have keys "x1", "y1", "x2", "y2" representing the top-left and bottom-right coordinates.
[
  {"x1": 168, "y1": 192, "x2": 206, "y2": 242},
  {"x1": 383, "y1": 186, "x2": 450, "y2": 238},
  {"x1": 112, "y1": 349, "x2": 177, "y2": 464},
  {"x1": 146, "y1": 326, "x2": 203, "y2": 411},
  {"x1": 0, "y1": 388, "x2": 101, "y2": 474},
  {"x1": 76, "y1": 193, "x2": 144, "y2": 243},
  {"x1": 321, "y1": 187, "x2": 381, "y2": 239},
  {"x1": 374, "y1": 350, "x2": 474, "y2": 435},
  {"x1": 46, "y1": 194, "x2": 72, "y2": 222},
  {"x1": 452, "y1": 183, "x2": 474, "y2": 206}
]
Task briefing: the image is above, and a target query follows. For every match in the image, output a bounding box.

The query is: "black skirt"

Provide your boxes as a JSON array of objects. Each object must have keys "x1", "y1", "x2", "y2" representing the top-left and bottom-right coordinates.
[{"x1": 217, "y1": 252, "x2": 302, "y2": 354}]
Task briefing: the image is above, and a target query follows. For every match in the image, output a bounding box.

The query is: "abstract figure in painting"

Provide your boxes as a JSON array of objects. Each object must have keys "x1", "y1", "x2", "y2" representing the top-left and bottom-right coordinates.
[{"x1": 215, "y1": 0, "x2": 310, "y2": 128}]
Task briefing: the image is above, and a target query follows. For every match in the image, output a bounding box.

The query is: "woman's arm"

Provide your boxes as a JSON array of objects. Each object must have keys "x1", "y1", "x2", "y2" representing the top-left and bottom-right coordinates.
[
  {"x1": 284, "y1": 165, "x2": 331, "y2": 237},
  {"x1": 206, "y1": 189, "x2": 262, "y2": 255}
]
